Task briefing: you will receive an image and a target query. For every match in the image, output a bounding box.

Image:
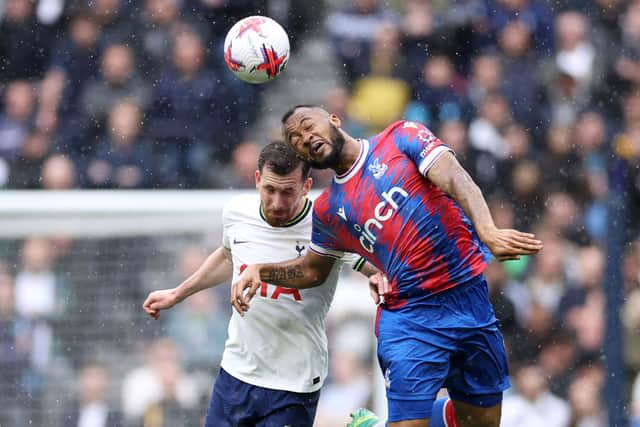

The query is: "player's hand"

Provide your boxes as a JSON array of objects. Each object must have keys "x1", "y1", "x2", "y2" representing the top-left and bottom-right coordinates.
[
  {"x1": 482, "y1": 228, "x2": 543, "y2": 261},
  {"x1": 231, "y1": 264, "x2": 262, "y2": 316},
  {"x1": 142, "y1": 288, "x2": 179, "y2": 320},
  {"x1": 369, "y1": 272, "x2": 391, "y2": 305}
]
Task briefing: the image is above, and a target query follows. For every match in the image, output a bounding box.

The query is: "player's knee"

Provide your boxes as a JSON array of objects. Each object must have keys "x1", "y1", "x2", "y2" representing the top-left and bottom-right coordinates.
[{"x1": 451, "y1": 401, "x2": 501, "y2": 427}]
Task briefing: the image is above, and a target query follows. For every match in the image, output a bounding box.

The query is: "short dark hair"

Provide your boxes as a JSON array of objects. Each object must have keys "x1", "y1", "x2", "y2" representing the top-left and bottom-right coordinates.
[
  {"x1": 281, "y1": 104, "x2": 322, "y2": 124},
  {"x1": 258, "y1": 140, "x2": 310, "y2": 180}
]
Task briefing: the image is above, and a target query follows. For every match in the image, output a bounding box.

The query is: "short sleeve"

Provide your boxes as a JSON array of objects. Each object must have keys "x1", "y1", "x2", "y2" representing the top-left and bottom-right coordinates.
[
  {"x1": 309, "y1": 205, "x2": 345, "y2": 259},
  {"x1": 394, "y1": 121, "x2": 453, "y2": 176},
  {"x1": 340, "y1": 253, "x2": 367, "y2": 272}
]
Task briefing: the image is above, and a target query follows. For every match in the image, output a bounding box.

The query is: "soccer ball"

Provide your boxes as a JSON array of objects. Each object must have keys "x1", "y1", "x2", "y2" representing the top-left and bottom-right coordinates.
[{"x1": 224, "y1": 16, "x2": 290, "y2": 84}]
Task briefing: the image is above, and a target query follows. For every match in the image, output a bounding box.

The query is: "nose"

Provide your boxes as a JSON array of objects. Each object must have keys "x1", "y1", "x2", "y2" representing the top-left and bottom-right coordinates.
[
  {"x1": 303, "y1": 131, "x2": 314, "y2": 146},
  {"x1": 272, "y1": 194, "x2": 286, "y2": 211}
]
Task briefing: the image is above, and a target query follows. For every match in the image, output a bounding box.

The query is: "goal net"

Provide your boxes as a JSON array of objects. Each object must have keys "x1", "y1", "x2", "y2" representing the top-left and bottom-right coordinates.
[{"x1": 0, "y1": 190, "x2": 384, "y2": 426}]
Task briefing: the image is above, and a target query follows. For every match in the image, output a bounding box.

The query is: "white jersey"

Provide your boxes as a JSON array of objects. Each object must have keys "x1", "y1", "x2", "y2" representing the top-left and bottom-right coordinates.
[{"x1": 220, "y1": 194, "x2": 364, "y2": 393}]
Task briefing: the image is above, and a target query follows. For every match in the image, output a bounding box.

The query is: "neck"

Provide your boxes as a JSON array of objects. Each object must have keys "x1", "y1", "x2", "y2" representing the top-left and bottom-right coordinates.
[{"x1": 334, "y1": 135, "x2": 362, "y2": 176}]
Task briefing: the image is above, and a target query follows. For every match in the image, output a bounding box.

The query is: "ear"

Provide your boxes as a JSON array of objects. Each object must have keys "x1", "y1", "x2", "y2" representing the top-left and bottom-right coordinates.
[
  {"x1": 329, "y1": 113, "x2": 342, "y2": 129},
  {"x1": 255, "y1": 170, "x2": 261, "y2": 189},
  {"x1": 302, "y1": 176, "x2": 313, "y2": 195}
]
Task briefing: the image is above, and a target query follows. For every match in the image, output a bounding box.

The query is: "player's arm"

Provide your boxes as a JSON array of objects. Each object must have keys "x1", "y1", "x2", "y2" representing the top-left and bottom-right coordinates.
[
  {"x1": 354, "y1": 260, "x2": 392, "y2": 304},
  {"x1": 231, "y1": 251, "x2": 336, "y2": 315},
  {"x1": 143, "y1": 246, "x2": 233, "y2": 319},
  {"x1": 426, "y1": 151, "x2": 543, "y2": 261}
]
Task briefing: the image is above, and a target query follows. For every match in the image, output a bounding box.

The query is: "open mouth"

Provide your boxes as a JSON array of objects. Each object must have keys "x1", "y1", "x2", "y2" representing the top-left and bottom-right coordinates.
[{"x1": 311, "y1": 140, "x2": 326, "y2": 155}]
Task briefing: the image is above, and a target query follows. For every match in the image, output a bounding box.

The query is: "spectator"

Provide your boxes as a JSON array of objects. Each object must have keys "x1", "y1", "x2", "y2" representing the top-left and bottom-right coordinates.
[
  {"x1": 85, "y1": 101, "x2": 153, "y2": 189},
  {"x1": 467, "y1": 53, "x2": 504, "y2": 114},
  {"x1": 327, "y1": 0, "x2": 397, "y2": 83},
  {"x1": 399, "y1": 0, "x2": 439, "y2": 84},
  {"x1": 485, "y1": 0, "x2": 554, "y2": 53},
  {"x1": 0, "y1": 269, "x2": 34, "y2": 426},
  {"x1": 133, "y1": 0, "x2": 181, "y2": 78},
  {"x1": 509, "y1": 159, "x2": 544, "y2": 229},
  {"x1": 37, "y1": 11, "x2": 102, "y2": 138},
  {"x1": 14, "y1": 238, "x2": 59, "y2": 321},
  {"x1": 501, "y1": 364, "x2": 571, "y2": 427},
  {"x1": 410, "y1": 54, "x2": 465, "y2": 129},
  {"x1": 614, "y1": 90, "x2": 640, "y2": 238},
  {"x1": 540, "y1": 123, "x2": 582, "y2": 194},
  {"x1": 496, "y1": 20, "x2": 542, "y2": 129},
  {"x1": 567, "y1": 364, "x2": 606, "y2": 427},
  {"x1": 623, "y1": 240, "x2": 640, "y2": 372},
  {"x1": 149, "y1": 29, "x2": 249, "y2": 187},
  {"x1": 12, "y1": 237, "x2": 64, "y2": 424},
  {"x1": 166, "y1": 288, "x2": 228, "y2": 371},
  {"x1": 89, "y1": 0, "x2": 135, "y2": 45},
  {"x1": 315, "y1": 345, "x2": 372, "y2": 427},
  {"x1": 524, "y1": 235, "x2": 568, "y2": 323},
  {"x1": 212, "y1": 140, "x2": 261, "y2": 189},
  {"x1": 0, "y1": 80, "x2": 36, "y2": 162},
  {"x1": 542, "y1": 191, "x2": 585, "y2": 243},
  {"x1": 537, "y1": 331, "x2": 578, "y2": 398},
  {"x1": 121, "y1": 338, "x2": 199, "y2": 425},
  {"x1": 613, "y1": 1, "x2": 640, "y2": 88},
  {"x1": 59, "y1": 363, "x2": 124, "y2": 427},
  {"x1": 324, "y1": 86, "x2": 367, "y2": 139},
  {"x1": 0, "y1": 0, "x2": 51, "y2": 83},
  {"x1": 557, "y1": 245, "x2": 605, "y2": 323},
  {"x1": 41, "y1": 154, "x2": 78, "y2": 190},
  {"x1": 573, "y1": 111, "x2": 608, "y2": 169},
  {"x1": 185, "y1": 0, "x2": 267, "y2": 57},
  {"x1": 80, "y1": 44, "x2": 151, "y2": 128},
  {"x1": 468, "y1": 93, "x2": 512, "y2": 160},
  {"x1": 8, "y1": 131, "x2": 51, "y2": 189},
  {"x1": 347, "y1": 23, "x2": 411, "y2": 133},
  {"x1": 553, "y1": 12, "x2": 599, "y2": 91},
  {"x1": 538, "y1": 12, "x2": 598, "y2": 127},
  {"x1": 484, "y1": 261, "x2": 519, "y2": 339}
]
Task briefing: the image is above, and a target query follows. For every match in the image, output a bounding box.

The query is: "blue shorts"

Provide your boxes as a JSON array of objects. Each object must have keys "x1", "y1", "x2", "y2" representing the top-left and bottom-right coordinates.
[
  {"x1": 205, "y1": 368, "x2": 320, "y2": 427},
  {"x1": 376, "y1": 277, "x2": 510, "y2": 422}
]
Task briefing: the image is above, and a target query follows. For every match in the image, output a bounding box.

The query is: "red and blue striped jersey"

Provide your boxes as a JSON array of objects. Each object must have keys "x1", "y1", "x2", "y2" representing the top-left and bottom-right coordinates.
[{"x1": 310, "y1": 120, "x2": 492, "y2": 309}]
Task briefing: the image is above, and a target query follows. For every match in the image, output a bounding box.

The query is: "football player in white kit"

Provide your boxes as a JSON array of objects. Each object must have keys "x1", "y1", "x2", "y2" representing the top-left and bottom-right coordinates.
[{"x1": 143, "y1": 141, "x2": 379, "y2": 427}]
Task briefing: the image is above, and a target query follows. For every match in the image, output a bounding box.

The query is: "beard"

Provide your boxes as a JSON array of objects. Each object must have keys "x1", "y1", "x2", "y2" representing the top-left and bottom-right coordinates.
[{"x1": 305, "y1": 124, "x2": 345, "y2": 170}]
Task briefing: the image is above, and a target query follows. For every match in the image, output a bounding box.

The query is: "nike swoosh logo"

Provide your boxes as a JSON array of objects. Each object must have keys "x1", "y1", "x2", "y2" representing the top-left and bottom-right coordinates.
[{"x1": 233, "y1": 239, "x2": 249, "y2": 244}]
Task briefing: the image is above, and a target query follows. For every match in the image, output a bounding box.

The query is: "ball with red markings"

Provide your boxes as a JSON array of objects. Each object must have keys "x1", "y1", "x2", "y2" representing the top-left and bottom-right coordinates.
[{"x1": 223, "y1": 16, "x2": 290, "y2": 84}]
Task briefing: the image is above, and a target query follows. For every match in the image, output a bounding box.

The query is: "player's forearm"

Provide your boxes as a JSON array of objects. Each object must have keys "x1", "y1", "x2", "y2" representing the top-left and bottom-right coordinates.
[
  {"x1": 447, "y1": 170, "x2": 497, "y2": 241},
  {"x1": 175, "y1": 247, "x2": 232, "y2": 301},
  {"x1": 359, "y1": 261, "x2": 379, "y2": 278},
  {"x1": 257, "y1": 257, "x2": 326, "y2": 289}
]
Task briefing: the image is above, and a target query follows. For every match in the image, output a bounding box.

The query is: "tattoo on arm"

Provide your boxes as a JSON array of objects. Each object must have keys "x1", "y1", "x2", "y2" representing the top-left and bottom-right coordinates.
[{"x1": 267, "y1": 266, "x2": 305, "y2": 283}]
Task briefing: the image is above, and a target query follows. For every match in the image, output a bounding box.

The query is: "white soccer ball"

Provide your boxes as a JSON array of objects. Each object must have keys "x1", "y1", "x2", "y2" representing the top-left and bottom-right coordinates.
[{"x1": 224, "y1": 16, "x2": 290, "y2": 84}]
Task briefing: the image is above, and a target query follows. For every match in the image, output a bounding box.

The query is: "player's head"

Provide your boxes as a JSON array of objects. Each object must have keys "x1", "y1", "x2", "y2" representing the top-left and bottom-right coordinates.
[
  {"x1": 256, "y1": 140, "x2": 312, "y2": 227},
  {"x1": 281, "y1": 104, "x2": 347, "y2": 170}
]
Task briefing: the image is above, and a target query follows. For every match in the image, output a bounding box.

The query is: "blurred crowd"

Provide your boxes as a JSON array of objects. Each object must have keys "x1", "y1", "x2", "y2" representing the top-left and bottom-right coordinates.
[{"x1": 2, "y1": 0, "x2": 640, "y2": 426}]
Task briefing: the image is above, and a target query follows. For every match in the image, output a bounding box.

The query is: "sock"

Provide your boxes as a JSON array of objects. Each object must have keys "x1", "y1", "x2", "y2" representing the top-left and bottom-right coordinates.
[{"x1": 430, "y1": 397, "x2": 459, "y2": 427}]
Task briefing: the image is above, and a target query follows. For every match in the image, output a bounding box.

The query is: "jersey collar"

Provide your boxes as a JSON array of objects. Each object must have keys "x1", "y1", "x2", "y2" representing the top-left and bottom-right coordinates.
[
  {"x1": 334, "y1": 139, "x2": 369, "y2": 184},
  {"x1": 259, "y1": 197, "x2": 312, "y2": 227}
]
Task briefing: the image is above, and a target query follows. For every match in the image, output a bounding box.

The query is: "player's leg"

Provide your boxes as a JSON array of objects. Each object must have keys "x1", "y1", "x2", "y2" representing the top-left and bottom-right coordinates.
[
  {"x1": 376, "y1": 307, "x2": 452, "y2": 426},
  {"x1": 444, "y1": 278, "x2": 510, "y2": 427},
  {"x1": 204, "y1": 368, "x2": 256, "y2": 427},
  {"x1": 256, "y1": 388, "x2": 320, "y2": 427},
  {"x1": 384, "y1": 397, "x2": 458, "y2": 427},
  {"x1": 449, "y1": 400, "x2": 501, "y2": 427}
]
